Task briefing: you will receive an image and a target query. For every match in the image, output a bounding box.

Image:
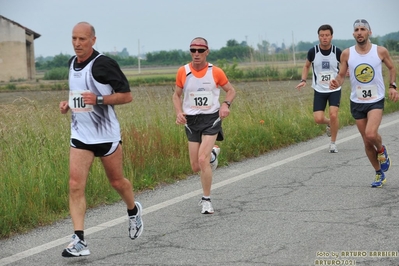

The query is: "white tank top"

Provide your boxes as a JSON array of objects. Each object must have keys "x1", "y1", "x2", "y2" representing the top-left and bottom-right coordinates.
[
  {"x1": 348, "y1": 44, "x2": 385, "y2": 103},
  {"x1": 68, "y1": 54, "x2": 121, "y2": 144},
  {"x1": 312, "y1": 45, "x2": 341, "y2": 93},
  {"x1": 182, "y1": 63, "x2": 220, "y2": 115}
]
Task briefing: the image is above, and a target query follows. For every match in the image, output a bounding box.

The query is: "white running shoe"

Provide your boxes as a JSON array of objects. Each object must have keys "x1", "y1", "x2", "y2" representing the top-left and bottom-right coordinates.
[
  {"x1": 128, "y1": 202, "x2": 144, "y2": 240},
  {"x1": 199, "y1": 199, "x2": 214, "y2": 214},
  {"x1": 62, "y1": 234, "x2": 90, "y2": 257},
  {"x1": 210, "y1": 145, "x2": 220, "y2": 171},
  {"x1": 329, "y1": 143, "x2": 338, "y2": 153}
]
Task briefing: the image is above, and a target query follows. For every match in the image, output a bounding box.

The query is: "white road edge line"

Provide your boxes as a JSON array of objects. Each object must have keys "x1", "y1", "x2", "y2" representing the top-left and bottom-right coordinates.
[{"x1": 1, "y1": 119, "x2": 398, "y2": 265}]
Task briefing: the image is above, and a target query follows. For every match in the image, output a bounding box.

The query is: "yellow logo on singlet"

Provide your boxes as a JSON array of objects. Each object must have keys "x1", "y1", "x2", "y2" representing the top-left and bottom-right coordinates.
[{"x1": 354, "y1": 63, "x2": 374, "y2": 83}]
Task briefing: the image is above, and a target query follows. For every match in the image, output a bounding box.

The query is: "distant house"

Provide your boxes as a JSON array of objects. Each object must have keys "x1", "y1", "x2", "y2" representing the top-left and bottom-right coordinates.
[{"x1": 0, "y1": 15, "x2": 41, "y2": 82}]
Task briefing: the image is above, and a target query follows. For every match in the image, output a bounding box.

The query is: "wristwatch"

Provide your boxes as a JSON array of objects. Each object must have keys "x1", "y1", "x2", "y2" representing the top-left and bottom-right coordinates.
[
  {"x1": 96, "y1": 95, "x2": 104, "y2": 105},
  {"x1": 389, "y1": 82, "x2": 397, "y2": 89},
  {"x1": 223, "y1": 101, "x2": 231, "y2": 108}
]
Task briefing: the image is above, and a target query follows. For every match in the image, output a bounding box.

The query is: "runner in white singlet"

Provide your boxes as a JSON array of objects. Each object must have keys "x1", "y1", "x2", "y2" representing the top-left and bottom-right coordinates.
[
  {"x1": 329, "y1": 19, "x2": 398, "y2": 188},
  {"x1": 296, "y1": 24, "x2": 342, "y2": 153},
  {"x1": 59, "y1": 22, "x2": 143, "y2": 258},
  {"x1": 173, "y1": 37, "x2": 236, "y2": 214}
]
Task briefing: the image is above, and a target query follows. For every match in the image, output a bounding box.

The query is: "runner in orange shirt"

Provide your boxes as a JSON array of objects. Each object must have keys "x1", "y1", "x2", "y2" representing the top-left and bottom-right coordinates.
[{"x1": 173, "y1": 37, "x2": 236, "y2": 214}]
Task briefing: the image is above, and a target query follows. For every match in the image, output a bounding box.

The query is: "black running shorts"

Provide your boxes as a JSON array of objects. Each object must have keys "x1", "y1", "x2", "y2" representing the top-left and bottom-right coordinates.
[{"x1": 184, "y1": 112, "x2": 224, "y2": 143}]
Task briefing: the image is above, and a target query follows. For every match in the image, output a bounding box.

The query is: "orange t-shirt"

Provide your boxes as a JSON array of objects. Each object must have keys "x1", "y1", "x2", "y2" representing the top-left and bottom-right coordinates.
[{"x1": 175, "y1": 63, "x2": 229, "y2": 89}]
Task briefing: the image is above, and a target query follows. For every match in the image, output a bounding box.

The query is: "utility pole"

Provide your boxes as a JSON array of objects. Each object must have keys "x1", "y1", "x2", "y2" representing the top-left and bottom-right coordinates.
[
  {"x1": 292, "y1": 31, "x2": 296, "y2": 66},
  {"x1": 138, "y1": 39, "x2": 141, "y2": 74}
]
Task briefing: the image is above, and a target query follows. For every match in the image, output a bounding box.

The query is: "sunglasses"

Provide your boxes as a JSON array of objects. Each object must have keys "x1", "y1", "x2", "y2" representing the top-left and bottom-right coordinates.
[
  {"x1": 190, "y1": 48, "x2": 207, "y2": 54},
  {"x1": 353, "y1": 19, "x2": 370, "y2": 30},
  {"x1": 354, "y1": 19, "x2": 368, "y2": 24}
]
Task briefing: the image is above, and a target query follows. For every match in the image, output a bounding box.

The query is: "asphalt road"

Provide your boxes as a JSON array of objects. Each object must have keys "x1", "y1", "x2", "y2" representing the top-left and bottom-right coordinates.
[{"x1": 1, "y1": 113, "x2": 399, "y2": 266}]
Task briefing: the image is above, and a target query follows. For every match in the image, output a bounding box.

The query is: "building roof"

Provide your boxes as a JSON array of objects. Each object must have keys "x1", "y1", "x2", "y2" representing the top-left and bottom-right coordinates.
[{"x1": 0, "y1": 15, "x2": 41, "y2": 39}]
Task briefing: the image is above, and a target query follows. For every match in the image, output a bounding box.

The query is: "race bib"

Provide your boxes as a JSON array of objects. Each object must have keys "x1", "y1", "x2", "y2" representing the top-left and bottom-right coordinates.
[
  {"x1": 317, "y1": 71, "x2": 336, "y2": 86},
  {"x1": 356, "y1": 84, "x2": 378, "y2": 101},
  {"x1": 188, "y1": 91, "x2": 213, "y2": 110},
  {"x1": 69, "y1": 90, "x2": 93, "y2": 112}
]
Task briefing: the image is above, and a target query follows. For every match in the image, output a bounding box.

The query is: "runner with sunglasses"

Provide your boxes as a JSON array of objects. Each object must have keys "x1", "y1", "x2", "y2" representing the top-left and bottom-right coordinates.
[
  {"x1": 330, "y1": 19, "x2": 398, "y2": 187},
  {"x1": 172, "y1": 37, "x2": 236, "y2": 214}
]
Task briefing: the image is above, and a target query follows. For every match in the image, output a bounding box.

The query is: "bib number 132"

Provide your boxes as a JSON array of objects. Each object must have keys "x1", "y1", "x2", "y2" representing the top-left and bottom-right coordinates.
[
  {"x1": 189, "y1": 91, "x2": 212, "y2": 110},
  {"x1": 194, "y1": 97, "x2": 208, "y2": 107}
]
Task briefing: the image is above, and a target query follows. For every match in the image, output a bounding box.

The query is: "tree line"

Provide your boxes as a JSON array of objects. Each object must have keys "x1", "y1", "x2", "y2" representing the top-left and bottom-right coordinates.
[{"x1": 36, "y1": 32, "x2": 399, "y2": 71}]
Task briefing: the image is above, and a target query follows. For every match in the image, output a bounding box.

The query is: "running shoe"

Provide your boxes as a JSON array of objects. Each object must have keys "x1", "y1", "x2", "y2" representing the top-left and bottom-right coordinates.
[
  {"x1": 62, "y1": 234, "x2": 90, "y2": 257},
  {"x1": 210, "y1": 145, "x2": 221, "y2": 171},
  {"x1": 326, "y1": 125, "x2": 331, "y2": 137},
  {"x1": 371, "y1": 172, "x2": 386, "y2": 188},
  {"x1": 377, "y1": 145, "x2": 390, "y2": 172},
  {"x1": 329, "y1": 143, "x2": 338, "y2": 153},
  {"x1": 199, "y1": 198, "x2": 214, "y2": 214},
  {"x1": 128, "y1": 202, "x2": 144, "y2": 240}
]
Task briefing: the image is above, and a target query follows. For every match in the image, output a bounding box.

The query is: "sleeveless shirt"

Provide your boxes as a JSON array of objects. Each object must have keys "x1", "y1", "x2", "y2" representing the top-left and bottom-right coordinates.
[
  {"x1": 68, "y1": 54, "x2": 121, "y2": 144},
  {"x1": 311, "y1": 45, "x2": 341, "y2": 93},
  {"x1": 348, "y1": 44, "x2": 385, "y2": 103},
  {"x1": 182, "y1": 63, "x2": 221, "y2": 115}
]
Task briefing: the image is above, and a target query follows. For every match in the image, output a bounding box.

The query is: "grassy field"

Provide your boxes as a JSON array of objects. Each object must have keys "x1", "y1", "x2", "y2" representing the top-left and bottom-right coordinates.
[
  {"x1": 2, "y1": 60, "x2": 307, "y2": 92},
  {"x1": 0, "y1": 62, "x2": 398, "y2": 239}
]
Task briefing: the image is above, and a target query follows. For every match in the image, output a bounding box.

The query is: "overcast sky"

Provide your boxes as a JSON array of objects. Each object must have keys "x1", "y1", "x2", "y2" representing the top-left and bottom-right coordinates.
[{"x1": 1, "y1": 0, "x2": 398, "y2": 57}]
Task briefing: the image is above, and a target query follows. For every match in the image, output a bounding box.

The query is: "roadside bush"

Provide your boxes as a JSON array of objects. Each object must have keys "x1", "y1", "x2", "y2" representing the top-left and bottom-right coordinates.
[
  {"x1": 284, "y1": 67, "x2": 301, "y2": 80},
  {"x1": 217, "y1": 59, "x2": 244, "y2": 79},
  {"x1": 43, "y1": 67, "x2": 69, "y2": 80},
  {"x1": 243, "y1": 65, "x2": 279, "y2": 79}
]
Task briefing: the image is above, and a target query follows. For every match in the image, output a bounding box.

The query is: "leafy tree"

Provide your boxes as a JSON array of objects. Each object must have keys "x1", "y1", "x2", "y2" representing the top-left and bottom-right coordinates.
[
  {"x1": 104, "y1": 53, "x2": 137, "y2": 66},
  {"x1": 36, "y1": 53, "x2": 71, "y2": 70},
  {"x1": 50, "y1": 54, "x2": 72, "y2": 68},
  {"x1": 380, "y1": 32, "x2": 399, "y2": 44},
  {"x1": 257, "y1": 40, "x2": 270, "y2": 54},
  {"x1": 331, "y1": 39, "x2": 355, "y2": 49},
  {"x1": 369, "y1": 36, "x2": 380, "y2": 45},
  {"x1": 226, "y1": 39, "x2": 240, "y2": 47},
  {"x1": 35, "y1": 31, "x2": 399, "y2": 71},
  {"x1": 145, "y1": 50, "x2": 190, "y2": 65},
  {"x1": 295, "y1": 41, "x2": 314, "y2": 52},
  {"x1": 384, "y1": 39, "x2": 399, "y2": 51},
  {"x1": 217, "y1": 46, "x2": 253, "y2": 61},
  {"x1": 119, "y1": 48, "x2": 129, "y2": 58}
]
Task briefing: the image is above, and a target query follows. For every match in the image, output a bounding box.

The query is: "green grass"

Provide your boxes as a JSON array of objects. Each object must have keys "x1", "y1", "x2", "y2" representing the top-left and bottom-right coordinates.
[{"x1": 0, "y1": 64, "x2": 398, "y2": 239}]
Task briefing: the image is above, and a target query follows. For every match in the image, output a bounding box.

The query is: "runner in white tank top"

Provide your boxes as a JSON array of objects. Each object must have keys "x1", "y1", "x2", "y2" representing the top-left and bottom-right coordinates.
[
  {"x1": 329, "y1": 19, "x2": 398, "y2": 188},
  {"x1": 182, "y1": 63, "x2": 220, "y2": 115},
  {"x1": 296, "y1": 24, "x2": 342, "y2": 153},
  {"x1": 348, "y1": 44, "x2": 385, "y2": 103},
  {"x1": 68, "y1": 54, "x2": 121, "y2": 144},
  {"x1": 173, "y1": 37, "x2": 236, "y2": 214},
  {"x1": 59, "y1": 22, "x2": 143, "y2": 258}
]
